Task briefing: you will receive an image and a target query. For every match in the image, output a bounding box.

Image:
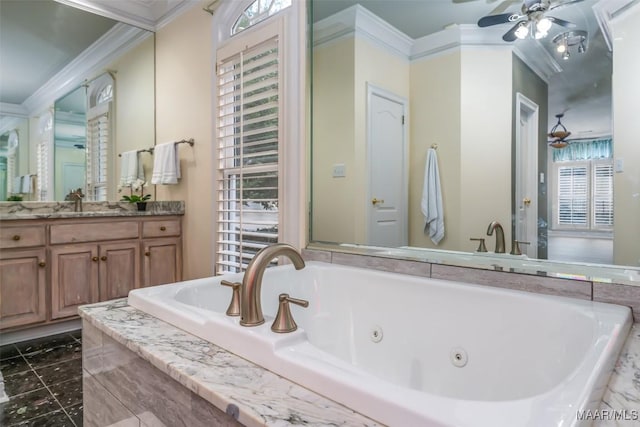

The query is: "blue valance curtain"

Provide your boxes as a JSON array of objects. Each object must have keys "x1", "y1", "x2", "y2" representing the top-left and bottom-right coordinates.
[{"x1": 553, "y1": 138, "x2": 613, "y2": 162}]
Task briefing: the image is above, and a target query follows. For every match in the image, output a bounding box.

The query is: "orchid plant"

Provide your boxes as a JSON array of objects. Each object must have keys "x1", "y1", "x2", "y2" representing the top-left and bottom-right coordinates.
[{"x1": 120, "y1": 180, "x2": 151, "y2": 203}]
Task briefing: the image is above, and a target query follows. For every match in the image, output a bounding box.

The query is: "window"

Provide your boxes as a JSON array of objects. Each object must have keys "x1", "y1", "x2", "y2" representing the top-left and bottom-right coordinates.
[
  {"x1": 216, "y1": 36, "x2": 281, "y2": 274},
  {"x1": 554, "y1": 159, "x2": 613, "y2": 230},
  {"x1": 86, "y1": 75, "x2": 114, "y2": 201},
  {"x1": 231, "y1": 0, "x2": 291, "y2": 35},
  {"x1": 37, "y1": 112, "x2": 53, "y2": 200}
]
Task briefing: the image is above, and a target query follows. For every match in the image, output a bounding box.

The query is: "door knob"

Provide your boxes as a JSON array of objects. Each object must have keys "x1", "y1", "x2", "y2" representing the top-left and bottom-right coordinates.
[
  {"x1": 39, "y1": 261, "x2": 46, "y2": 267},
  {"x1": 523, "y1": 198, "x2": 531, "y2": 206},
  {"x1": 371, "y1": 198, "x2": 385, "y2": 205},
  {"x1": 92, "y1": 256, "x2": 98, "y2": 262},
  {"x1": 101, "y1": 256, "x2": 107, "y2": 261}
]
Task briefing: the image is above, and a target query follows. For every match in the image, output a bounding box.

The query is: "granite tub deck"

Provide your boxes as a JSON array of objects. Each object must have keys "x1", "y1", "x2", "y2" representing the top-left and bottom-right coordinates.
[{"x1": 80, "y1": 299, "x2": 640, "y2": 427}]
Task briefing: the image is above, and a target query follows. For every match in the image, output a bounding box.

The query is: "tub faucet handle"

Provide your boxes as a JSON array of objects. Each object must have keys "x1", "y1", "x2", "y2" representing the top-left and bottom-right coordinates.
[
  {"x1": 510, "y1": 240, "x2": 530, "y2": 256},
  {"x1": 220, "y1": 280, "x2": 241, "y2": 316},
  {"x1": 470, "y1": 238, "x2": 487, "y2": 252},
  {"x1": 271, "y1": 293, "x2": 309, "y2": 334}
]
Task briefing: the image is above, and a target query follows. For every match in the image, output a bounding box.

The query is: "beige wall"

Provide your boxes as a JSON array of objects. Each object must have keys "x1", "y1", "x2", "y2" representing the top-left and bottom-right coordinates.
[
  {"x1": 460, "y1": 48, "x2": 513, "y2": 250},
  {"x1": 155, "y1": 6, "x2": 213, "y2": 279},
  {"x1": 613, "y1": 5, "x2": 640, "y2": 266},
  {"x1": 408, "y1": 48, "x2": 512, "y2": 251},
  {"x1": 312, "y1": 38, "x2": 356, "y2": 243},
  {"x1": 409, "y1": 52, "x2": 463, "y2": 249},
  {"x1": 108, "y1": 36, "x2": 155, "y2": 199}
]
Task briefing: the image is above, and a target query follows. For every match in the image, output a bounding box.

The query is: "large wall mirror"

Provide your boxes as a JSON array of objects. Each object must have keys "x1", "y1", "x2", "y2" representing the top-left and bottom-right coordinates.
[
  {"x1": 310, "y1": 0, "x2": 640, "y2": 273},
  {"x1": 0, "y1": 0, "x2": 155, "y2": 202}
]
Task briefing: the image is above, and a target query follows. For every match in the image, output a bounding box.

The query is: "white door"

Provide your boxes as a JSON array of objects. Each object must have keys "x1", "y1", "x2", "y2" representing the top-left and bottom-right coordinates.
[
  {"x1": 515, "y1": 93, "x2": 539, "y2": 257},
  {"x1": 62, "y1": 163, "x2": 86, "y2": 195},
  {"x1": 367, "y1": 86, "x2": 407, "y2": 247}
]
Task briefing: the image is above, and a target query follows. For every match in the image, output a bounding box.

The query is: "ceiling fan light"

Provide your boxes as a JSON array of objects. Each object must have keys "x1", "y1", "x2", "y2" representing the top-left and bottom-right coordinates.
[
  {"x1": 515, "y1": 22, "x2": 529, "y2": 39},
  {"x1": 537, "y1": 17, "x2": 552, "y2": 33},
  {"x1": 557, "y1": 43, "x2": 566, "y2": 53}
]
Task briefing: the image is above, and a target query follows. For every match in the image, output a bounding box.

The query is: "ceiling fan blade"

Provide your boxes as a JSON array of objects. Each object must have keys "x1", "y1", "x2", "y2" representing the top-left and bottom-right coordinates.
[
  {"x1": 502, "y1": 21, "x2": 522, "y2": 41},
  {"x1": 547, "y1": 16, "x2": 577, "y2": 28},
  {"x1": 549, "y1": 0, "x2": 584, "y2": 11},
  {"x1": 478, "y1": 12, "x2": 520, "y2": 27}
]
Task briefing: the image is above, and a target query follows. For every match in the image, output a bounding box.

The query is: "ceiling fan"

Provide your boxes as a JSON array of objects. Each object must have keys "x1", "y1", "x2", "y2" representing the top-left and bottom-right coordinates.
[{"x1": 477, "y1": 0, "x2": 581, "y2": 42}]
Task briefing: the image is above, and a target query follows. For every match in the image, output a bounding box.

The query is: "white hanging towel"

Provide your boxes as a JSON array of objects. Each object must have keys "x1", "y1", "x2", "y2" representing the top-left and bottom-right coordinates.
[
  {"x1": 119, "y1": 150, "x2": 144, "y2": 186},
  {"x1": 12, "y1": 176, "x2": 22, "y2": 194},
  {"x1": 21, "y1": 175, "x2": 33, "y2": 194},
  {"x1": 421, "y1": 148, "x2": 445, "y2": 244},
  {"x1": 151, "y1": 142, "x2": 180, "y2": 185}
]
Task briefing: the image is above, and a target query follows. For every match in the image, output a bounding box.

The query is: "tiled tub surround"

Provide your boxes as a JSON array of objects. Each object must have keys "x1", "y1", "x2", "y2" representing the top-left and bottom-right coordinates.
[
  {"x1": 82, "y1": 297, "x2": 640, "y2": 427},
  {"x1": 79, "y1": 300, "x2": 379, "y2": 427},
  {"x1": 0, "y1": 201, "x2": 184, "y2": 220},
  {"x1": 303, "y1": 248, "x2": 640, "y2": 321}
]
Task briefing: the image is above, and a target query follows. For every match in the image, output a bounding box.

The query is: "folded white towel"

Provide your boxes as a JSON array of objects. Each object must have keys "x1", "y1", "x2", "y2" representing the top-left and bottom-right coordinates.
[
  {"x1": 120, "y1": 150, "x2": 144, "y2": 186},
  {"x1": 421, "y1": 148, "x2": 445, "y2": 245},
  {"x1": 21, "y1": 175, "x2": 32, "y2": 194},
  {"x1": 151, "y1": 142, "x2": 180, "y2": 185}
]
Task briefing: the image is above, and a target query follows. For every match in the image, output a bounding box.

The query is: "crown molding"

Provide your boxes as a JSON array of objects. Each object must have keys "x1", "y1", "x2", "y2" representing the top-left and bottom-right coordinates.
[
  {"x1": 313, "y1": 4, "x2": 413, "y2": 58},
  {"x1": 22, "y1": 23, "x2": 152, "y2": 117},
  {"x1": 593, "y1": 0, "x2": 639, "y2": 51},
  {"x1": 54, "y1": 0, "x2": 199, "y2": 32},
  {"x1": 0, "y1": 103, "x2": 28, "y2": 118},
  {"x1": 0, "y1": 115, "x2": 27, "y2": 136},
  {"x1": 312, "y1": 8, "x2": 557, "y2": 83}
]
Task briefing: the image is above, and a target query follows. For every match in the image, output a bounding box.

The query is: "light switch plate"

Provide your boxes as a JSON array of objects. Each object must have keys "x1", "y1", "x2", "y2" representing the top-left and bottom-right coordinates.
[
  {"x1": 332, "y1": 163, "x2": 346, "y2": 178},
  {"x1": 615, "y1": 158, "x2": 624, "y2": 173}
]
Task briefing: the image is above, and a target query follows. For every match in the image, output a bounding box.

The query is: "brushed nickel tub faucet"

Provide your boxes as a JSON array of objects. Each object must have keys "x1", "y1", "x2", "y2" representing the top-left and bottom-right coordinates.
[{"x1": 486, "y1": 221, "x2": 506, "y2": 253}]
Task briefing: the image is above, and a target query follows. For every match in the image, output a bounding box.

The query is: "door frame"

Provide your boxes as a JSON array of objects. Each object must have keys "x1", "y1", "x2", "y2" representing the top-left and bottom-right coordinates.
[
  {"x1": 515, "y1": 92, "x2": 539, "y2": 258},
  {"x1": 365, "y1": 83, "x2": 409, "y2": 246}
]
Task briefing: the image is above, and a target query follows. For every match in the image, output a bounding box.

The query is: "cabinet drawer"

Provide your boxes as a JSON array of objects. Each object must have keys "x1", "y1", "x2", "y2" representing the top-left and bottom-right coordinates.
[
  {"x1": 0, "y1": 225, "x2": 46, "y2": 248},
  {"x1": 142, "y1": 219, "x2": 181, "y2": 238},
  {"x1": 50, "y1": 221, "x2": 139, "y2": 244}
]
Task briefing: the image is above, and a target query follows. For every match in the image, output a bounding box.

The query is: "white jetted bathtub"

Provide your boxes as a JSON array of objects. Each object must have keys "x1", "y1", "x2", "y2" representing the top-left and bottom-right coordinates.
[{"x1": 128, "y1": 261, "x2": 632, "y2": 427}]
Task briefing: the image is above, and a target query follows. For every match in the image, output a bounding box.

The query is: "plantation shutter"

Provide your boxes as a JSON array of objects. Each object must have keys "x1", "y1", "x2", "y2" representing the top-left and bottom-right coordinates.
[
  {"x1": 593, "y1": 163, "x2": 613, "y2": 227},
  {"x1": 36, "y1": 141, "x2": 48, "y2": 200},
  {"x1": 86, "y1": 105, "x2": 109, "y2": 201},
  {"x1": 557, "y1": 165, "x2": 588, "y2": 226},
  {"x1": 216, "y1": 36, "x2": 280, "y2": 274}
]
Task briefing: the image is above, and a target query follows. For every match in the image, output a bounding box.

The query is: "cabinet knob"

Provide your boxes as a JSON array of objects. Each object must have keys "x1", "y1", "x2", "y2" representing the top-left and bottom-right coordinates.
[
  {"x1": 101, "y1": 256, "x2": 107, "y2": 261},
  {"x1": 160, "y1": 226, "x2": 166, "y2": 231},
  {"x1": 12, "y1": 235, "x2": 20, "y2": 241},
  {"x1": 92, "y1": 256, "x2": 99, "y2": 262},
  {"x1": 145, "y1": 251, "x2": 151, "y2": 256},
  {"x1": 38, "y1": 261, "x2": 46, "y2": 267}
]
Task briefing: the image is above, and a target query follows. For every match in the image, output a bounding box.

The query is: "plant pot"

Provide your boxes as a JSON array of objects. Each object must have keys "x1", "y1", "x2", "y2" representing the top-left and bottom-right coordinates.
[{"x1": 137, "y1": 202, "x2": 147, "y2": 211}]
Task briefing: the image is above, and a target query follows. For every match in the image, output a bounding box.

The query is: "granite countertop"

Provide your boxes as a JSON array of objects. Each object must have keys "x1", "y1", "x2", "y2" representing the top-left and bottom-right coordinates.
[
  {"x1": 80, "y1": 299, "x2": 640, "y2": 427},
  {"x1": 0, "y1": 201, "x2": 184, "y2": 220}
]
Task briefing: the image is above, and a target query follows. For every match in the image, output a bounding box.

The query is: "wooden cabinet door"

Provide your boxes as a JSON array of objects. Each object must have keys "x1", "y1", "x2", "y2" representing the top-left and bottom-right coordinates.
[
  {"x1": 142, "y1": 238, "x2": 182, "y2": 287},
  {"x1": 99, "y1": 241, "x2": 140, "y2": 301},
  {"x1": 51, "y1": 245, "x2": 99, "y2": 319},
  {"x1": 0, "y1": 248, "x2": 47, "y2": 329}
]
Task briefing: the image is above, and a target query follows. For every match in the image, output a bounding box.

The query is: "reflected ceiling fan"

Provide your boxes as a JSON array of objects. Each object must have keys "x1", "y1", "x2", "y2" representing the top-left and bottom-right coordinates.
[{"x1": 477, "y1": 0, "x2": 582, "y2": 42}]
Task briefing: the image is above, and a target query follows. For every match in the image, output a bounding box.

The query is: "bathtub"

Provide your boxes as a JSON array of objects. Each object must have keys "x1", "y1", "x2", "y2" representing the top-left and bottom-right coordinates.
[{"x1": 128, "y1": 261, "x2": 632, "y2": 427}]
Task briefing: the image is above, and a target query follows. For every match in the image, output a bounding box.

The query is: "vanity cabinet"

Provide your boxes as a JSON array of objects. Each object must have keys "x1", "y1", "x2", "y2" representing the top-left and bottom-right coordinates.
[
  {"x1": 50, "y1": 241, "x2": 140, "y2": 319},
  {"x1": 141, "y1": 218, "x2": 182, "y2": 287},
  {"x1": 0, "y1": 248, "x2": 47, "y2": 329},
  {"x1": 0, "y1": 214, "x2": 182, "y2": 331}
]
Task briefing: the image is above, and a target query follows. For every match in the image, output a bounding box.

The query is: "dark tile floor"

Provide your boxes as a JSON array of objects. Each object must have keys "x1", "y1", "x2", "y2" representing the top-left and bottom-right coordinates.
[{"x1": 0, "y1": 330, "x2": 83, "y2": 426}]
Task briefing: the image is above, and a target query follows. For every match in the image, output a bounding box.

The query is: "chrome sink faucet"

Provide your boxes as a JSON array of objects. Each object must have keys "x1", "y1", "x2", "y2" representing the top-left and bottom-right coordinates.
[
  {"x1": 240, "y1": 243, "x2": 306, "y2": 327},
  {"x1": 486, "y1": 221, "x2": 506, "y2": 253}
]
